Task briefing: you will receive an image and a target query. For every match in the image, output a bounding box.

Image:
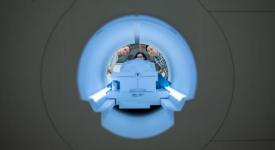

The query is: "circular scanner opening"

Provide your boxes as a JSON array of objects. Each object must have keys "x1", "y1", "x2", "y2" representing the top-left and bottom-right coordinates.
[{"x1": 106, "y1": 43, "x2": 170, "y2": 114}]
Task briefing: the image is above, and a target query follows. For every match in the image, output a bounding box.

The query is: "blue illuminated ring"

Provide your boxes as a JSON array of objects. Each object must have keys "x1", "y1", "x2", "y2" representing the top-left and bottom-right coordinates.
[
  {"x1": 78, "y1": 15, "x2": 197, "y2": 100},
  {"x1": 77, "y1": 15, "x2": 197, "y2": 139}
]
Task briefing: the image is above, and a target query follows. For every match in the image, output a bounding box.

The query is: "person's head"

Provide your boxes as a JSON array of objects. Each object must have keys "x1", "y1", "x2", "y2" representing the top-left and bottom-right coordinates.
[
  {"x1": 135, "y1": 52, "x2": 147, "y2": 60},
  {"x1": 118, "y1": 46, "x2": 131, "y2": 56},
  {"x1": 145, "y1": 45, "x2": 158, "y2": 57}
]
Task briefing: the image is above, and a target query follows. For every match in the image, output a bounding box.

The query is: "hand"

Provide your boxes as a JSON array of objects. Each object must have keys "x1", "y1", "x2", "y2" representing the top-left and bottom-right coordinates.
[
  {"x1": 117, "y1": 48, "x2": 123, "y2": 56},
  {"x1": 158, "y1": 68, "x2": 164, "y2": 74}
]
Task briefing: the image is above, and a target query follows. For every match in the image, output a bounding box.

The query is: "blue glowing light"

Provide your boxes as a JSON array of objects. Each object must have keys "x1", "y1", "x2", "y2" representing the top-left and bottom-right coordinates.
[{"x1": 77, "y1": 15, "x2": 197, "y2": 139}]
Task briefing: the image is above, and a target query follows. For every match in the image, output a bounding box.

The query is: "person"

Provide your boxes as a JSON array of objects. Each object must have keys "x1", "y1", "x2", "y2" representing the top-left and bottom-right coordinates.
[
  {"x1": 118, "y1": 45, "x2": 131, "y2": 56},
  {"x1": 134, "y1": 52, "x2": 147, "y2": 60},
  {"x1": 145, "y1": 45, "x2": 169, "y2": 80},
  {"x1": 108, "y1": 45, "x2": 132, "y2": 74},
  {"x1": 116, "y1": 45, "x2": 133, "y2": 63}
]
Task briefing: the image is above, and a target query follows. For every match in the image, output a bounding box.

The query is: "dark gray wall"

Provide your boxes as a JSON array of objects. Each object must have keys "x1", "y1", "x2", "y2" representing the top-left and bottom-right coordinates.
[{"x1": 1, "y1": 0, "x2": 274, "y2": 150}]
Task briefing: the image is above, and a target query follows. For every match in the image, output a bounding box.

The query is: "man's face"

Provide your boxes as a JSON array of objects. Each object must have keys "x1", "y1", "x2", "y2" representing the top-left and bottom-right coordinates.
[
  {"x1": 120, "y1": 46, "x2": 130, "y2": 56},
  {"x1": 146, "y1": 46, "x2": 158, "y2": 57}
]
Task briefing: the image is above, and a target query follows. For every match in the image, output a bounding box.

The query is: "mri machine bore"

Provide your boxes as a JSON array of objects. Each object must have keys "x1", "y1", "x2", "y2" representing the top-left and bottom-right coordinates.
[{"x1": 77, "y1": 15, "x2": 197, "y2": 139}]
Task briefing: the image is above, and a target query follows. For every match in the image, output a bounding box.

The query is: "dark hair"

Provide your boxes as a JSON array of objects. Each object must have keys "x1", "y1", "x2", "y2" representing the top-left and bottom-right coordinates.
[
  {"x1": 145, "y1": 45, "x2": 149, "y2": 51},
  {"x1": 134, "y1": 52, "x2": 147, "y2": 60}
]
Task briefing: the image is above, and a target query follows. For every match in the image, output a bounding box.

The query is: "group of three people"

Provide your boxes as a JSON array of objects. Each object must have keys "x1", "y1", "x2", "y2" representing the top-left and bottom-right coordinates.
[{"x1": 108, "y1": 44, "x2": 169, "y2": 80}]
